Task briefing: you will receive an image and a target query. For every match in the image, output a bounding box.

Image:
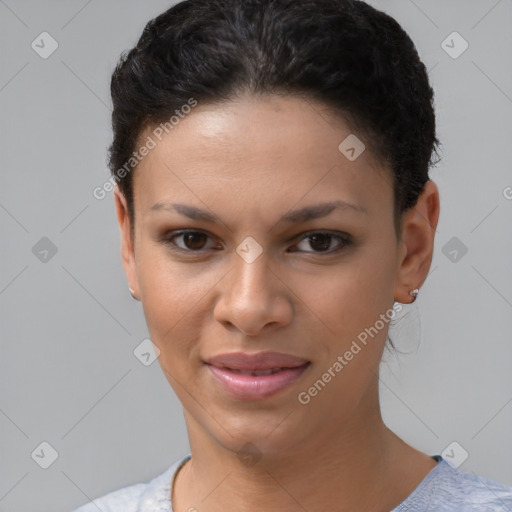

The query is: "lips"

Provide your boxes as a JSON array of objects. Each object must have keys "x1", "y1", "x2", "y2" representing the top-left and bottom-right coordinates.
[
  {"x1": 206, "y1": 364, "x2": 310, "y2": 400},
  {"x1": 203, "y1": 351, "x2": 311, "y2": 400},
  {"x1": 204, "y1": 351, "x2": 310, "y2": 372},
  {"x1": 226, "y1": 367, "x2": 284, "y2": 376}
]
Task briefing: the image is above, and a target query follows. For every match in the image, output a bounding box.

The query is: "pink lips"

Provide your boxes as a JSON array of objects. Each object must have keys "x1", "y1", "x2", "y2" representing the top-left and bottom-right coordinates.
[{"x1": 204, "y1": 351, "x2": 311, "y2": 400}]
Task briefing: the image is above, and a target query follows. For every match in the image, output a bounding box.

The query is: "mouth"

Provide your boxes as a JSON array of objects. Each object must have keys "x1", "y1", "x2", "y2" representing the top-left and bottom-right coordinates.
[
  {"x1": 220, "y1": 366, "x2": 303, "y2": 375},
  {"x1": 205, "y1": 362, "x2": 311, "y2": 400}
]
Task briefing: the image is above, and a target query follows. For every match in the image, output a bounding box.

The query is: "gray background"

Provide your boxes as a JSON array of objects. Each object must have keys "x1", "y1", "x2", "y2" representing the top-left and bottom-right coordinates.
[{"x1": 0, "y1": 1, "x2": 511, "y2": 511}]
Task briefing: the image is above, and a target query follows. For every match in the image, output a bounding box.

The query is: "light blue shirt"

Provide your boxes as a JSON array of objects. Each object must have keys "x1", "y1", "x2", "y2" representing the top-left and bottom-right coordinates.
[{"x1": 72, "y1": 454, "x2": 512, "y2": 511}]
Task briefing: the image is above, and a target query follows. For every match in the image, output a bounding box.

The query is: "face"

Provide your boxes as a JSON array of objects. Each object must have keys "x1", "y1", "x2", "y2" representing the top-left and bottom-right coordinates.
[{"x1": 115, "y1": 94, "x2": 430, "y2": 459}]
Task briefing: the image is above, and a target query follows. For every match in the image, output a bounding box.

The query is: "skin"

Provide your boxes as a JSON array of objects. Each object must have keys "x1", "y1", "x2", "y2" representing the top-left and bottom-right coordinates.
[{"x1": 114, "y1": 93, "x2": 440, "y2": 512}]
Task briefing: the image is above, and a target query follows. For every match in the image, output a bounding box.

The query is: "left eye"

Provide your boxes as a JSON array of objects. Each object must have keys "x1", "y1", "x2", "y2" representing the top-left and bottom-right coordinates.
[{"x1": 290, "y1": 232, "x2": 351, "y2": 253}]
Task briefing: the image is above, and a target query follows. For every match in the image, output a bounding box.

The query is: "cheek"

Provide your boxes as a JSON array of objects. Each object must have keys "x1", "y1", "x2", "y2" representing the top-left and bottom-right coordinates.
[
  {"x1": 135, "y1": 247, "x2": 223, "y2": 360},
  {"x1": 136, "y1": 249, "x2": 194, "y2": 347},
  {"x1": 296, "y1": 268, "x2": 389, "y2": 417},
  {"x1": 296, "y1": 252, "x2": 394, "y2": 333},
  {"x1": 293, "y1": 246, "x2": 396, "y2": 388}
]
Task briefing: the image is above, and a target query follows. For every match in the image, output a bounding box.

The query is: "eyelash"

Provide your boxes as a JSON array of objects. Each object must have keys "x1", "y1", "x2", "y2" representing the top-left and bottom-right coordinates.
[{"x1": 160, "y1": 229, "x2": 353, "y2": 255}]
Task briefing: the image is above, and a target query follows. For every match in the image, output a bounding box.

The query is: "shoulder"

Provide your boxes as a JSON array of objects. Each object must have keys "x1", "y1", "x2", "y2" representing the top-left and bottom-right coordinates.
[
  {"x1": 72, "y1": 482, "x2": 147, "y2": 512},
  {"x1": 409, "y1": 456, "x2": 512, "y2": 511},
  {"x1": 71, "y1": 455, "x2": 191, "y2": 512}
]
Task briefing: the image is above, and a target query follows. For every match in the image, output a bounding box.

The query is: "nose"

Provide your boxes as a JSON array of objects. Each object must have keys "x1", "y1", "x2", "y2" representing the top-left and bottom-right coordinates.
[{"x1": 213, "y1": 250, "x2": 293, "y2": 336}]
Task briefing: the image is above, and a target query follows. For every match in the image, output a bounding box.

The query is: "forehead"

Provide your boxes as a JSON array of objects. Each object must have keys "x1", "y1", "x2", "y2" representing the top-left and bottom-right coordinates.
[{"x1": 132, "y1": 94, "x2": 393, "y2": 220}]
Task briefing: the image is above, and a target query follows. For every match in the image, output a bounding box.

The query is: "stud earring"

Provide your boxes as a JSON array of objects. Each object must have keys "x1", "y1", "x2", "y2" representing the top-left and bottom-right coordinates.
[
  {"x1": 129, "y1": 287, "x2": 139, "y2": 300},
  {"x1": 409, "y1": 288, "x2": 419, "y2": 303}
]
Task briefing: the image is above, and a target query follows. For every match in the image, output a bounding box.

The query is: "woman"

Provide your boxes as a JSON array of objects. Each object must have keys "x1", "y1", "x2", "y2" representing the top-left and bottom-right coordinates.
[{"x1": 74, "y1": 0, "x2": 512, "y2": 510}]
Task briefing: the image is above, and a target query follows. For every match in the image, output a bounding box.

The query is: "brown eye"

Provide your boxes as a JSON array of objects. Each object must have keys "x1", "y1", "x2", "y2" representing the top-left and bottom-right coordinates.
[
  {"x1": 291, "y1": 231, "x2": 352, "y2": 254},
  {"x1": 307, "y1": 233, "x2": 333, "y2": 252},
  {"x1": 181, "y1": 231, "x2": 208, "y2": 250},
  {"x1": 163, "y1": 230, "x2": 216, "y2": 252}
]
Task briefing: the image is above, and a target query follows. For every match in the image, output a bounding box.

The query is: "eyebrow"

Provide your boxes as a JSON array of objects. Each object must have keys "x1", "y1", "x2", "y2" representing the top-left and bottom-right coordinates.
[{"x1": 149, "y1": 200, "x2": 367, "y2": 224}]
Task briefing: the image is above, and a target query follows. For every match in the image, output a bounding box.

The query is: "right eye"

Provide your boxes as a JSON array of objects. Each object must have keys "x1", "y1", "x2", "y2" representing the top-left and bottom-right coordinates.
[{"x1": 161, "y1": 230, "x2": 221, "y2": 253}]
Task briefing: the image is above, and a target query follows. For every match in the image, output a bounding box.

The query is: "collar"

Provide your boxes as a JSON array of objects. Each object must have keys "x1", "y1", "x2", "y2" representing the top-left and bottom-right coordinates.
[{"x1": 137, "y1": 454, "x2": 192, "y2": 512}]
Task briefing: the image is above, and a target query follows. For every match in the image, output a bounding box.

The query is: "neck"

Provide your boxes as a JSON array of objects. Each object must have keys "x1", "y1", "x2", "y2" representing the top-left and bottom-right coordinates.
[{"x1": 172, "y1": 377, "x2": 436, "y2": 512}]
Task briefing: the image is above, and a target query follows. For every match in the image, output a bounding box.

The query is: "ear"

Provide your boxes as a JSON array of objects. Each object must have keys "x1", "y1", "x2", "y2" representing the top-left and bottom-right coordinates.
[
  {"x1": 394, "y1": 180, "x2": 440, "y2": 304},
  {"x1": 113, "y1": 185, "x2": 140, "y2": 300}
]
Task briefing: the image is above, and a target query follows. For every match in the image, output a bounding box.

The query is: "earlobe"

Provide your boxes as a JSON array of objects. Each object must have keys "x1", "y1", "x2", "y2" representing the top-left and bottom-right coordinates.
[
  {"x1": 394, "y1": 180, "x2": 440, "y2": 304},
  {"x1": 128, "y1": 286, "x2": 140, "y2": 301},
  {"x1": 113, "y1": 186, "x2": 140, "y2": 300}
]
